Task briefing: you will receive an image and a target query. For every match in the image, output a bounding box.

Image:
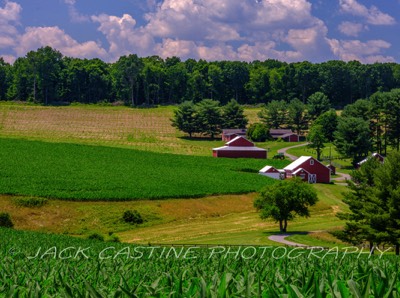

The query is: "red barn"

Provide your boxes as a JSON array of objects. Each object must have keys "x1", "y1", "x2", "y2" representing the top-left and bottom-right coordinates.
[
  {"x1": 270, "y1": 129, "x2": 299, "y2": 142},
  {"x1": 284, "y1": 156, "x2": 330, "y2": 183},
  {"x1": 221, "y1": 129, "x2": 247, "y2": 142},
  {"x1": 213, "y1": 136, "x2": 267, "y2": 159}
]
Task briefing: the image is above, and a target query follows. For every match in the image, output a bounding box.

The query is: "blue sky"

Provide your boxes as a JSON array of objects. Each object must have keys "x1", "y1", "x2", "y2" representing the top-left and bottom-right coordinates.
[{"x1": 0, "y1": 0, "x2": 399, "y2": 64}]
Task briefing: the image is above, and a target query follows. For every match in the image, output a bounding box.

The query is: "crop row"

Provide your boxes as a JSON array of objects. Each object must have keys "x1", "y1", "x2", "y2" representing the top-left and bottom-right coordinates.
[
  {"x1": 1, "y1": 228, "x2": 400, "y2": 297},
  {"x1": 0, "y1": 138, "x2": 288, "y2": 200}
]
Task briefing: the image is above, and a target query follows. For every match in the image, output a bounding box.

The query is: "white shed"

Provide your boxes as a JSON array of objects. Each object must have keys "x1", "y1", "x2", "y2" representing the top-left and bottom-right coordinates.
[{"x1": 259, "y1": 165, "x2": 281, "y2": 179}]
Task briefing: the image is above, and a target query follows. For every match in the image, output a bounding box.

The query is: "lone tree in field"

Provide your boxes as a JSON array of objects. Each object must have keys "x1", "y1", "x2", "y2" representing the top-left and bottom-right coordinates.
[
  {"x1": 254, "y1": 178, "x2": 318, "y2": 233},
  {"x1": 308, "y1": 124, "x2": 327, "y2": 161}
]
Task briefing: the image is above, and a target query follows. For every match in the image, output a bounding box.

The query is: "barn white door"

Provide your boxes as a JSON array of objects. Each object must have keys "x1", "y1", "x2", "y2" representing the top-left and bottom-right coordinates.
[{"x1": 308, "y1": 174, "x2": 316, "y2": 184}]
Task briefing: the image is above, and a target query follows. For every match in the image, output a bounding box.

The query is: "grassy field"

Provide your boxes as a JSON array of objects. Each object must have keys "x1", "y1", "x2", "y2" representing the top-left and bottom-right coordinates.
[
  {"x1": 0, "y1": 183, "x2": 349, "y2": 245},
  {"x1": 2, "y1": 227, "x2": 400, "y2": 297},
  {"x1": 0, "y1": 137, "x2": 288, "y2": 200},
  {"x1": 286, "y1": 142, "x2": 355, "y2": 172}
]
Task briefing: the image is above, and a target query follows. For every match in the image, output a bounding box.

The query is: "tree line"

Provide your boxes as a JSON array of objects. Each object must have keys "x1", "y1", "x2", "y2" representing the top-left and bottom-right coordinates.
[
  {"x1": 1, "y1": 46, "x2": 400, "y2": 107},
  {"x1": 172, "y1": 88, "x2": 400, "y2": 166}
]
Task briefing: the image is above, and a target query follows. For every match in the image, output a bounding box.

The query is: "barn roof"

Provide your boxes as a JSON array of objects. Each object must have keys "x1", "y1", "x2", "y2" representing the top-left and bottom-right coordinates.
[
  {"x1": 292, "y1": 168, "x2": 310, "y2": 175},
  {"x1": 357, "y1": 153, "x2": 385, "y2": 166},
  {"x1": 213, "y1": 146, "x2": 266, "y2": 152},
  {"x1": 280, "y1": 132, "x2": 298, "y2": 138},
  {"x1": 284, "y1": 156, "x2": 313, "y2": 171},
  {"x1": 222, "y1": 129, "x2": 247, "y2": 134},
  {"x1": 270, "y1": 129, "x2": 293, "y2": 136},
  {"x1": 259, "y1": 165, "x2": 278, "y2": 173},
  {"x1": 284, "y1": 156, "x2": 330, "y2": 172},
  {"x1": 226, "y1": 136, "x2": 254, "y2": 147}
]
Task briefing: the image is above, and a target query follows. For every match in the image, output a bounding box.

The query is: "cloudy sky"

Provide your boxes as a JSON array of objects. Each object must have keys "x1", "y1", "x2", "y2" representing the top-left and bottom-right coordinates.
[{"x1": 0, "y1": 0, "x2": 399, "y2": 64}]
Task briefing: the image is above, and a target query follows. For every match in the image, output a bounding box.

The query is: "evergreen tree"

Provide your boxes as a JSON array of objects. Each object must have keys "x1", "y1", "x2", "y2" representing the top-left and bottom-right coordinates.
[
  {"x1": 221, "y1": 99, "x2": 248, "y2": 129},
  {"x1": 374, "y1": 151, "x2": 400, "y2": 255},
  {"x1": 334, "y1": 116, "x2": 372, "y2": 166},
  {"x1": 171, "y1": 101, "x2": 198, "y2": 138},
  {"x1": 196, "y1": 99, "x2": 222, "y2": 139},
  {"x1": 258, "y1": 100, "x2": 287, "y2": 129},
  {"x1": 335, "y1": 158, "x2": 382, "y2": 250}
]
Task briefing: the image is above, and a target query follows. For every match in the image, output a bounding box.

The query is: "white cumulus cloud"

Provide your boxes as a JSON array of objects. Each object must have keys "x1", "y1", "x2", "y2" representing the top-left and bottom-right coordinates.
[
  {"x1": 15, "y1": 26, "x2": 108, "y2": 59},
  {"x1": 0, "y1": 1, "x2": 22, "y2": 49},
  {"x1": 329, "y1": 39, "x2": 395, "y2": 63},
  {"x1": 338, "y1": 21, "x2": 365, "y2": 37},
  {"x1": 92, "y1": 13, "x2": 155, "y2": 60},
  {"x1": 339, "y1": 0, "x2": 396, "y2": 25}
]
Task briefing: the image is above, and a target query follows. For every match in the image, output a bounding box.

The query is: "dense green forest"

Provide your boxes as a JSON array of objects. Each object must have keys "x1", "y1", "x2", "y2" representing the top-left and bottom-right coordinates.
[{"x1": 1, "y1": 46, "x2": 400, "y2": 107}]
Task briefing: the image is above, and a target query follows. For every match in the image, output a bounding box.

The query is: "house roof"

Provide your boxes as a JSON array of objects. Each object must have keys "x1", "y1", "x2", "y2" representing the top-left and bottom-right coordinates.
[
  {"x1": 213, "y1": 146, "x2": 266, "y2": 152},
  {"x1": 259, "y1": 165, "x2": 277, "y2": 173}
]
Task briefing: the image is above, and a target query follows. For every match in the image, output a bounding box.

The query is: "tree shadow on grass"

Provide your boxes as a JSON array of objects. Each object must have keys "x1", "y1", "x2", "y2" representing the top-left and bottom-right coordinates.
[
  {"x1": 262, "y1": 230, "x2": 309, "y2": 236},
  {"x1": 179, "y1": 136, "x2": 221, "y2": 142}
]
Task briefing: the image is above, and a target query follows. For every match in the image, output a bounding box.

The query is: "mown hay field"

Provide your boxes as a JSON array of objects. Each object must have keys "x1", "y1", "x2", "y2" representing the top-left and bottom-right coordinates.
[{"x1": 0, "y1": 103, "x2": 260, "y2": 156}]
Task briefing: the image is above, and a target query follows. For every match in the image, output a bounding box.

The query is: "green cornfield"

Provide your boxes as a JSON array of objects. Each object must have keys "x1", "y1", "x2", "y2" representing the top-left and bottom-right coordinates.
[
  {"x1": 1, "y1": 228, "x2": 400, "y2": 297},
  {"x1": 0, "y1": 138, "x2": 288, "y2": 201}
]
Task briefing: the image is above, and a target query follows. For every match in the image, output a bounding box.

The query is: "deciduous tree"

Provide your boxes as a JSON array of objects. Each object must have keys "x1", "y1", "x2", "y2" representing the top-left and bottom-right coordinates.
[
  {"x1": 254, "y1": 178, "x2": 318, "y2": 233},
  {"x1": 308, "y1": 124, "x2": 326, "y2": 161}
]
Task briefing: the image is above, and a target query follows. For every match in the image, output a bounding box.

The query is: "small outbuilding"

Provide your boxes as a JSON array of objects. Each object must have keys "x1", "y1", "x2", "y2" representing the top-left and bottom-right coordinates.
[
  {"x1": 357, "y1": 153, "x2": 385, "y2": 168},
  {"x1": 283, "y1": 156, "x2": 331, "y2": 183},
  {"x1": 213, "y1": 136, "x2": 267, "y2": 159},
  {"x1": 259, "y1": 166, "x2": 281, "y2": 179},
  {"x1": 221, "y1": 129, "x2": 247, "y2": 142},
  {"x1": 292, "y1": 168, "x2": 310, "y2": 182},
  {"x1": 270, "y1": 129, "x2": 299, "y2": 142},
  {"x1": 326, "y1": 164, "x2": 336, "y2": 175}
]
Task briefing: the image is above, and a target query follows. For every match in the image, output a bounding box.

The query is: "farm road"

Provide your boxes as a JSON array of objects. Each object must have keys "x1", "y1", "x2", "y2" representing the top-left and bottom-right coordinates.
[
  {"x1": 268, "y1": 234, "x2": 308, "y2": 247},
  {"x1": 277, "y1": 142, "x2": 309, "y2": 161},
  {"x1": 278, "y1": 142, "x2": 351, "y2": 182},
  {"x1": 268, "y1": 142, "x2": 350, "y2": 246}
]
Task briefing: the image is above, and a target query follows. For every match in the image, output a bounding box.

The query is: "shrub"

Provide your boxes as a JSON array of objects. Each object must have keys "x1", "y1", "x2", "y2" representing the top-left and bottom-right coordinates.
[
  {"x1": 87, "y1": 233, "x2": 104, "y2": 241},
  {"x1": 13, "y1": 197, "x2": 48, "y2": 208},
  {"x1": 247, "y1": 123, "x2": 270, "y2": 142},
  {"x1": 123, "y1": 210, "x2": 144, "y2": 224},
  {"x1": 108, "y1": 235, "x2": 121, "y2": 243},
  {"x1": 0, "y1": 213, "x2": 14, "y2": 228}
]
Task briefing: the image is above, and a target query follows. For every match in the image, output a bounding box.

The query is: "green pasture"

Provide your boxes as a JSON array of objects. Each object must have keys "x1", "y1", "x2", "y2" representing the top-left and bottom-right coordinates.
[
  {"x1": 0, "y1": 138, "x2": 288, "y2": 200},
  {"x1": 286, "y1": 142, "x2": 354, "y2": 171}
]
